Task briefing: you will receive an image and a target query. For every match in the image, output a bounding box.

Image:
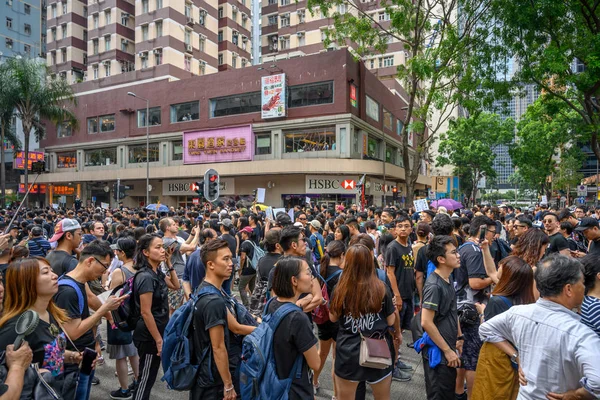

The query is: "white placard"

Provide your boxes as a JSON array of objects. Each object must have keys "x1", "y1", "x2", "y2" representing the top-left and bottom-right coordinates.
[
  {"x1": 256, "y1": 188, "x2": 266, "y2": 203},
  {"x1": 273, "y1": 208, "x2": 286, "y2": 217},
  {"x1": 306, "y1": 197, "x2": 311, "y2": 205},
  {"x1": 265, "y1": 206, "x2": 274, "y2": 221},
  {"x1": 541, "y1": 195, "x2": 548, "y2": 204},
  {"x1": 413, "y1": 199, "x2": 429, "y2": 212},
  {"x1": 101, "y1": 202, "x2": 109, "y2": 209},
  {"x1": 288, "y1": 208, "x2": 295, "y2": 221},
  {"x1": 52, "y1": 203, "x2": 59, "y2": 209}
]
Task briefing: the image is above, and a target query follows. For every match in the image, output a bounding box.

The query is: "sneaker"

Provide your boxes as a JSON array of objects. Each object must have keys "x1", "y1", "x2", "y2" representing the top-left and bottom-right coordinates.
[
  {"x1": 391, "y1": 367, "x2": 411, "y2": 382},
  {"x1": 110, "y1": 388, "x2": 132, "y2": 400},
  {"x1": 91, "y1": 376, "x2": 100, "y2": 385},
  {"x1": 395, "y1": 359, "x2": 413, "y2": 371},
  {"x1": 97, "y1": 356, "x2": 105, "y2": 366},
  {"x1": 455, "y1": 392, "x2": 468, "y2": 400}
]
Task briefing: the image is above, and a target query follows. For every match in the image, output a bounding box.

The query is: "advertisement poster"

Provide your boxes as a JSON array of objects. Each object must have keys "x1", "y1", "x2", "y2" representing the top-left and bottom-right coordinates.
[
  {"x1": 184, "y1": 125, "x2": 253, "y2": 164},
  {"x1": 261, "y1": 73, "x2": 286, "y2": 119}
]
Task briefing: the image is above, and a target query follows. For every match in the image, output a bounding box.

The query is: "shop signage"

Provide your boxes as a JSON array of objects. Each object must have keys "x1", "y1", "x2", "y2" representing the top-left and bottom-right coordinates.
[
  {"x1": 261, "y1": 73, "x2": 286, "y2": 119},
  {"x1": 18, "y1": 183, "x2": 47, "y2": 194},
  {"x1": 184, "y1": 125, "x2": 253, "y2": 164},
  {"x1": 162, "y1": 178, "x2": 235, "y2": 196},
  {"x1": 53, "y1": 185, "x2": 75, "y2": 195},
  {"x1": 368, "y1": 178, "x2": 397, "y2": 196},
  {"x1": 343, "y1": 180, "x2": 355, "y2": 190},
  {"x1": 306, "y1": 175, "x2": 359, "y2": 194},
  {"x1": 350, "y1": 84, "x2": 358, "y2": 108},
  {"x1": 13, "y1": 151, "x2": 45, "y2": 170}
]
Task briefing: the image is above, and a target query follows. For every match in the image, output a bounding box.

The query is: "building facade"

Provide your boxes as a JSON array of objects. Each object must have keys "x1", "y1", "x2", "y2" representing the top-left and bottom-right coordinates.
[
  {"x1": 2, "y1": 0, "x2": 45, "y2": 58},
  {"x1": 36, "y1": 50, "x2": 429, "y2": 208}
]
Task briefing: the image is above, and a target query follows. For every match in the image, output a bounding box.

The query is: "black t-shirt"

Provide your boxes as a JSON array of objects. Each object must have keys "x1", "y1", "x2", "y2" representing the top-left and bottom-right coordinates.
[
  {"x1": 267, "y1": 299, "x2": 317, "y2": 400},
  {"x1": 323, "y1": 265, "x2": 342, "y2": 298},
  {"x1": 483, "y1": 295, "x2": 513, "y2": 321},
  {"x1": 456, "y1": 242, "x2": 489, "y2": 304},
  {"x1": 240, "y1": 240, "x2": 255, "y2": 276},
  {"x1": 53, "y1": 276, "x2": 95, "y2": 351},
  {"x1": 546, "y1": 232, "x2": 569, "y2": 256},
  {"x1": 422, "y1": 272, "x2": 458, "y2": 363},
  {"x1": 221, "y1": 233, "x2": 237, "y2": 259},
  {"x1": 0, "y1": 263, "x2": 8, "y2": 285},
  {"x1": 46, "y1": 250, "x2": 78, "y2": 277},
  {"x1": 384, "y1": 240, "x2": 415, "y2": 300},
  {"x1": 0, "y1": 313, "x2": 65, "y2": 376},
  {"x1": 588, "y1": 238, "x2": 600, "y2": 256},
  {"x1": 192, "y1": 281, "x2": 229, "y2": 387},
  {"x1": 134, "y1": 267, "x2": 169, "y2": 341},
  {"x1": 257, "y1": 252, "x2": 281, "y2": 281},
  {"x1": 415, "y1": 244, "x2": 429, "y2": 275}
]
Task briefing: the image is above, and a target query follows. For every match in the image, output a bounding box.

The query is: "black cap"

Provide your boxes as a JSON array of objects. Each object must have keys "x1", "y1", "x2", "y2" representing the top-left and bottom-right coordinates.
[
  {"x1": 574, "y1": 217, "x2": 599, "y2": 231},
  {"x1": 275, "y1": 213, "x2": 292, "y2": 226}
]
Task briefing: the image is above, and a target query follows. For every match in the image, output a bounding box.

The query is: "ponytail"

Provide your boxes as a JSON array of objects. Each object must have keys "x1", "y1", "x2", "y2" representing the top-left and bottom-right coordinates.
[{"x1": 320, "y1": 240, "x2": 346, "y2": 279}]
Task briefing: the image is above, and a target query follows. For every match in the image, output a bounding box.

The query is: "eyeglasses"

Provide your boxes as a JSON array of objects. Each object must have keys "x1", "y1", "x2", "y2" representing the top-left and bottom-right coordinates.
[
  {"x1": 93, "y1": 257, "x2": 110, "y2": 270},
  {"x1": 298, "y1": 217, "x2": 307, "y2": 221},
  {"x1": 543, "y1": 220, "x2": 555, "y2": 224},
  {"x1": 487, "y1": 230, "x2": 497, "y2": 234},
  {"x1": 514, "y1": 225, "x2": 528, "y2": 229}
]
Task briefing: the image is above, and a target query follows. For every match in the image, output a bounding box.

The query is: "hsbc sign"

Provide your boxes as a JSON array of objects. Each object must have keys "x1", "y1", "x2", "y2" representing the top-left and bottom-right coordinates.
[
  {"x1": 163, "y1": 178, "x2": 235, "y2": 195},
  {"x1": 305, "y1": 175, "x2": 359, "y2": 194}
]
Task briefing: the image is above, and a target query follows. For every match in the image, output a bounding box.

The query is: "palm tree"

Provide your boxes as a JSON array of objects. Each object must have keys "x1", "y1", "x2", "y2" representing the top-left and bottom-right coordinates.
[
  {"x1": 5, "y1": 57, "x2": 78, "y2": 206},
  {"x1": 0, "y1": 62, "x2": 22, "y2": 209}
]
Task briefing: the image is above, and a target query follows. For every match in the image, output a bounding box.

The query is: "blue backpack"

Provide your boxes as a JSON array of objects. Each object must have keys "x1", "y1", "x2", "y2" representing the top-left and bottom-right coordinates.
[
  {"x1": 161, "y1": 284, "x2": 222, "y2": 391},
  {"x1": 58, "y1": 277, "x2": 85, "y2": 314},
  {"x1": 239, "y1": 298, "x2": 303, "y2": 400}
]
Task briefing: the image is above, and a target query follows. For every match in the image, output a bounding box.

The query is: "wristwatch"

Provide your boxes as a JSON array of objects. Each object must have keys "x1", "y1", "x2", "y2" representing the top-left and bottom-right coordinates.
[{"x1": 510, "y1": 352, "x2": 518, "y2": 364}]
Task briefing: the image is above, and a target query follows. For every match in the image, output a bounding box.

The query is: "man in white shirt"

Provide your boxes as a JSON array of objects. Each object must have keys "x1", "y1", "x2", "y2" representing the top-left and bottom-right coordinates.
[{"x1": 479, "y1": 255, "x2": 600, "y2": 400}]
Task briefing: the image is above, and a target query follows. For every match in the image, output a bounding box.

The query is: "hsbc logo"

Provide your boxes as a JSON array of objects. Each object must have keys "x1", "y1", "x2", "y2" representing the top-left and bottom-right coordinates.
[
  {"x1": 343, "y1": 180, "x2": 355, "y2": 189},
  {"x1": 306, "y1": 175, "x2": 359, "y2": 194}
]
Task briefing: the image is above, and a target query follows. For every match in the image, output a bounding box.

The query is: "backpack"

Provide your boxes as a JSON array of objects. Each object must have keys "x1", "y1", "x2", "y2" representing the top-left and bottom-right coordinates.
[
  {"x1": 239, "y1": 298, "x2": 303, "y2": 400},
  {"x1": 312, "y1": 270, "x2": 342, "y2": 325},
  {"x1": 244, "y1": 240, "x2": 265, "y2": 270},
  {"x1": 58, "y1": 276, "x2": 85, "y2": 315},
  {"x1": 110, "y1": 272, "x2": 140, "y2": 332},
  {"x1": 161, "y1": 284, "x2": 222, "y2": 391}
]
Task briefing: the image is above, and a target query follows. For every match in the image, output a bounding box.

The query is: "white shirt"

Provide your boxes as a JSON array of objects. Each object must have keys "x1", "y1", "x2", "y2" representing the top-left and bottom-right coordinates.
[{"x1": 479, "y1": 298, "x2": 600, "y2": 399}]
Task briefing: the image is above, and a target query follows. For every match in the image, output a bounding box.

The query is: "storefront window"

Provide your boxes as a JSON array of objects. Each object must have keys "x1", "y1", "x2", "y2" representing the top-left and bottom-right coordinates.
[
  {"x1": 284, "y1": 126, "x2": 336, "y2": 153},
  {"x1": 383, "y1": 109, "x2": 392, "y2": 130},
  {"x1": 288, "y1": 81, "x2": 334, "y2": 108},
  {"x1": 138, "y1": 107, "x2": 161, "y2": 127},
  {"x1": 129, "y1": 143, "x2": 159, "y2": 163},
  {"x1": 99, "y1": 115, "x2": 115, "y2": 132},
  {"x1": 255, "y1": 134, "x2": 271, "y2": 155},
  {"x1": 84, "y1": 148, "x2": 117, "y2": 166},
  {"x1": 170, "y1": 101, "x2": 199, "y2": 123},
  {"x1": 367, "y1": 137, "x2": 380, "y2": 159},
  {"x1": 210, "y1": 92, "x2": 261, "y2": 117},
  {"x1": 172, "y1": 141, "x2": 183, "y2": 161},
  {"x1": 57, "y1": 152, "x2": 77, "y2": 168}
]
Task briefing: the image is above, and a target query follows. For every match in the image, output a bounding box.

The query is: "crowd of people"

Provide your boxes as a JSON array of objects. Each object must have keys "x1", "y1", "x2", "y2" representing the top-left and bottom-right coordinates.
[{"x1": 0, "y1": 201, "x2": 599, "y2": 400}]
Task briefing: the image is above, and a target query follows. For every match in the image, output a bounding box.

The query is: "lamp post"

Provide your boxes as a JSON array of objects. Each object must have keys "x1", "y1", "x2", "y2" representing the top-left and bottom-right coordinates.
[{"x1": 127, "y1": 91, "x2": 150, "y2": 207}]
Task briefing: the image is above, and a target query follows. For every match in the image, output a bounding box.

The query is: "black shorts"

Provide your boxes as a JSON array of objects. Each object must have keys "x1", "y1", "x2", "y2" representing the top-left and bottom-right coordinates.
[
  {"x1": 459, "y1": 323, "x2": 482, "y2": 371},
  {"x1": 422, "y1": 354, "x2": 457, "y2": 400},
  {"x1": 316, "y1": 320, "x2": 339, "y2": 341}
]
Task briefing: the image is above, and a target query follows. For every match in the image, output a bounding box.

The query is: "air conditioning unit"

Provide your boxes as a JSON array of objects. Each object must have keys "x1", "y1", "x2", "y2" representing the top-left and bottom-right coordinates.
[
  {"x1": 296, "y1": 31, "x2": 303, "y2": 37},
  {"x1": 200, "y1": 60, "x2": 206, "y2": 66},
  {"x1": 242, "y1": 35, "x2": 247, "y2": 42},
  {"x1": 122, "y1": 12, "x2": 129, "y2": 17},
  {"x1": 186, "y1": 16, "x2": 195, "y2": 25},
  {"x1": 200, "y1": 9, "x2": 207, "y2": 16},
  {"x1": 271, "y1": 35, "x2": 278, "y2": 42},
  {"x1": 122, "y1": 39, "x2": 129, "y2": 45},
  {"x1": 153, "y1": 49, "x2": 161, "y2": 55},
  {"x1": 139, "y1": 51, "x2": 148, "y2": 58},
  {"x1": 103, "y1": 60, "x2": 111, "y2": 65},
  {"x1": 185, "y1": 44, "x2": 193, "y2": 52},
  {"x1": 232, "y1": 5, "x2": 237, "y2": 11},
  {"x1": 241, "y1": 13, "x2": 247, "y2": 19}
]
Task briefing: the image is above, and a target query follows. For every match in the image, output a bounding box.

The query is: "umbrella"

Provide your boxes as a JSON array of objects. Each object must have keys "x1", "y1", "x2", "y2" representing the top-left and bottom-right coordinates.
[
  {"x1": 430, "y1": 199, "x2": 463, "y2": 211},
  {"x1": 146, "y1": 203, "x2": 169, "y2": 212}
]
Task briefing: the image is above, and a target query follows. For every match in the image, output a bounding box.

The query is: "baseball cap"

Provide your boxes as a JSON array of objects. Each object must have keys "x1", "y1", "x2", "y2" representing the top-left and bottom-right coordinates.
[
  {"x1": 275, "y1": 213, "x2": 292, "y2": 226},
  {"x1": 218, "y1": 218, "x2": 233, "y2": 228},
  {"x1": 240, "y1": 226, "x2": 254, "y2": 234},
  {"x1": 293, "y1": 222, "x2": 304, "y2": 228},
  {"x1": 574, "y1": 217, "x2": 599, "y2": 232},
  {"x1": 82, "y1": 234, "x2": 96, "y2": 244},
  {"x1": 49, "y1": 218, "x2": 81, "y2": 242},
  {"x1": 310, "y1": 220, "x2": 322, "y2": 230}
]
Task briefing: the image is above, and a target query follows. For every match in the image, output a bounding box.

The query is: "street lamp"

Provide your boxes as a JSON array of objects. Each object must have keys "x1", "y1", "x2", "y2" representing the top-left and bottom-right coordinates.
[{"x1": 127, "y1": 91, "x2": 150, "y2": 207}]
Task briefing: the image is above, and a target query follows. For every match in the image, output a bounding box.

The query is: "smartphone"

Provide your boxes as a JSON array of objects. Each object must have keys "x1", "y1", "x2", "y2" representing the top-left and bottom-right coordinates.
[
  {"x1": 121, "y1": 290, "x2": 132, "y2": 297},
  {"x1": 478, "y1": 226, "x2": 487, "y2": 243},
  {"x1": 80, "y1": 347, "x2": 97, "y2": 375}
]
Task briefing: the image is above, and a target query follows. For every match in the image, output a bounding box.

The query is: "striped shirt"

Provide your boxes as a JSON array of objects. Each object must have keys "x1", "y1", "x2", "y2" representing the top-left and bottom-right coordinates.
[{"x1": 582, "y1": 295, "x2": 600, "y2": 337}]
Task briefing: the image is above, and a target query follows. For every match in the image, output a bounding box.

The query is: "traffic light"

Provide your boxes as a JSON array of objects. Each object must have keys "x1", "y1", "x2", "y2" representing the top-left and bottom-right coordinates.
[
  {"x1": 204, "y1": 169, "x2": 220, "y2": 202},
  {"x1": 191, "y1": 180, "x2": 204, "y2": 199},
  {"x1": 392, "y1": 186, "x2": 398, "y2": 201},
  {"x1": 113, "y1": 183, "x2": 131, "y2": 200}
]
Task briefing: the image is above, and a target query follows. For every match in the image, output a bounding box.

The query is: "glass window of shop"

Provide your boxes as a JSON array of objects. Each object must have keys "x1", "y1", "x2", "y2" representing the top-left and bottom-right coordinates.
[
  {"x1": 210, "y1": 92, "x2": 261, "y2": 117},
  {"x1": 383, "y1": 109, "x2": 392, "y2": 131},
  {"x1": 84, "y1": 148, "x2": 117, "y2": 166},
  {"x1": 284, "y1": 126, "x2": 336, "y2": 153},
  {"x1": 288, "y1": 81, "x2": 333, "y2": 108},
  {"x1": 138, "y1": 107, "x2": 161, "y2": 127},
  {"x1": 255, "y1": 134, "x2": 271, "y2": 155},
  {"x1": 367, "y1": 137, "x2": 381, "y2": 160},
  {"x1": 385, "y1": 145, "x2": 396, "y2": 164},
  {"x1": 57, "y1": 152, "x2": 77, "y2": 168},
  {"x1": 170, "y1": 101, "x2": 199, "y2": 123},
  {"x1": 172, "y1": 141, "x2": 183, "y2": 161},
  {"x1": 129, "y1": 143, "x2": 159, "y2": 163}
]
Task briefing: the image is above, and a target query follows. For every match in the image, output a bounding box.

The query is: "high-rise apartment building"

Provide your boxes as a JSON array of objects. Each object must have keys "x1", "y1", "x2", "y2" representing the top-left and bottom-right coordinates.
[
  {"x1": 218, "y1": 0, "x2": 252, "y2": 70},
  {"x1": 2, "y1": 0, "x2": 46, "y2": 58}
]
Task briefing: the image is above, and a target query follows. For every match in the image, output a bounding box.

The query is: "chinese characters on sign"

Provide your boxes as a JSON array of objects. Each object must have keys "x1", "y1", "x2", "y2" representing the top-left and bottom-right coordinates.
[
  {"x1": 261, "y1": 73, "x2": 286, "y2": 119},
  {"x1": 53, "y1": 185, "x2": 76, "y2": 195},
  {"x1": 13, "y1": 151, "x2": 45, "y2": 170},
  {"x1": 57, "y1": 155, "x2": 77, "y2": 168},
  {"x1": 350, "y1": 84, "x2": 358, "y2": 108},
  {"x1": 183, "y1": 125, "x2": 253, "y2": 164},
  {"x1": 18, "y1": 184, "x2": 47, "y2": 194}
]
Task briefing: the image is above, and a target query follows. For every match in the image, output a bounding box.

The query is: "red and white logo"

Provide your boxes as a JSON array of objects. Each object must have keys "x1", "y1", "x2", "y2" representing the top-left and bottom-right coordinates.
[
  {"x1": 192, "y1": 198, "x2": 200, "y2": 205},
  {"x1": 190, "y1": 182, "x2": 200, "y2": 192},
  {"x1": 343, "y1": 180, "x2": 355, "y2": 190}
]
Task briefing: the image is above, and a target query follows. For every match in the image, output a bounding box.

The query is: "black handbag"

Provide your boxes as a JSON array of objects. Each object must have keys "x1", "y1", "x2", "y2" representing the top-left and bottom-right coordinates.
[
  {"x1": 0, "y1": 352, "x2": 63, "y2": 400},
  {"x1": 458, "y1": 303, "x2": 480, "y2": 325},
  {"x1": 106, "y1": 320, "x2": 133, "y2": 346}
]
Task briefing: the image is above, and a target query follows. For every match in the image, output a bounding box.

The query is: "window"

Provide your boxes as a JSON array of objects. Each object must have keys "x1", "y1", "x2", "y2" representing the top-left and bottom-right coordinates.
[
  {"x1": 121, "y1": 13, "x2": 129, "y2": 26},
  {"x1": 6, "y1": 18, "x2": 12, "y2": 29},
  {"x1": 121, "y1": 39, "x2": 128, "y2": 51},
  {"x1": 199, "y1": 11, "x2": 205, "y2": 25},
  {"x1": 86, "y1": 115, "x2": 111, "y2": 133},
  {"x1": 154, "y1": 49, "x2": 162, "y2": 65},
  {"x1": 280, "y1": 36, "x2": 289, "y2": 49},
  {"x1": 232, "y1": 55, "x2": 237, "y2": 68},
  {"x1": 184, "y1": 2, "x2": 191, "y2": 17},
  {"x1": 185, "y1": 28, "x2": 191, "y2": 44},
  {"x1": 140, "y1": 53, "x2": 148, "y2": 68},
  {"x1": 280, "y1": 14, "x2": 289, "y2": 27},
  {"x1": 255, "y1": 134, "x2": 271, "y2": 155},
  {"x1": 184, "y1": 55, "x2": 191, "y2": 71},
  {"x1": 383, "y1": 56, "x2": 393, "y2": 67},
  {"x1": 104, "y1": 62, "x2": 111, "y2": 76},
  {"x1": 210, "y1": 91, "x2": 261, "y2": 117},
  {"x1": 172, "y1": 141, "x2": 183, "y2": 161},
  {"x1": 366, "y1": 96, "x2": 379, "y2": 121},
  {"x1": 137, "y1": 106, "x2": 161, "y2": 127},
  {"x1": 85, "y1": 148, "x2": 117, "y2": 166},
  {"x1": 142, "y1": 0, "x2": 148, "y2": 13},
  {"x1": 268, "y1": 15, "x2": 277, "y2": 25},
  {"x1": 92, "y1": 39, "x2": 98, "y2": 54},
  {"x1": 199, "y1": 61, "x2": 206, "y2": 75},
  {"x1": 51, "y1": 28, "x2": 56, "y2": 41},
  {"x1": 383, "y1": 108, "x2": 392, "y2": 130},
  {"x1": 51, "y1": 4, "x2": 56, "y2": 18},
  {"x1": 281, "y1": 0, "x2": 289, "y2": 5},
  {"x1": 396, "y1": 119, "x2": 403, "y2": 136},
  {"x1": 104, "y1": 35, "x2": 111, "y2": 51},
  {"x1": 24, "y1": 44, "x2": 30, "y2": 54},
  {"x1": 92, "y1": 64, "x2": 98, "y2": 79},
  {"x1": 155, "y1": 20, "x2": 162, "y2": 37},
  {"x1": 105, "y1": 9, "x2": 111, "y2": 24},
  {"x1": 141, "y1": 24, "x2": 148, "y2": 40},
  {"x1": 288, "y1": 81, "x2": 334, "y2": 108},
  {"x1": 199, "y1": 37, "x2": 205, "y2": 52},
  {"x1": 51, "y1": 51, "x2": 56, "y2": 64},
  {"x1": 386, "y1": 145, "x2": 396, "y2": 164},
  {"x1": 129, "y1": 143, "x2": 159, "y2": 163},
  {"x1": 218, "y1": 53, "x2": 223, "y2": 65},
  {"x1": 61, "y1": 48, "x2": 66, "y2": 62},
  {"x1": 83, "y1": 6, "x2": 87, "y2": 17},
  {"x1": 170, "y1": 101, "x2": 199, "y2": 122},
  {"x1": 298, "y1": 34, "x2": 305, "y2": 46},
  {"x1": 57, "y1": 122, "x2": 72, "y2": 138},
  {"x1": 378, "y1": 12, "x2": 389, "y2": 21},
  {"x1": 268, "y1": 0, "x2": 276, "y2": 4},
  {"x1": 61, "y1": 1, "x2": 67, "y2": 15},
  {"x1": 337, "y1": 4, "x2": 346, "y2": 13},
  {"x1": 23, "y1": 23, "x2": 32, "y2": 35},
  {"x1": 57, "y1": 152, "x2": 76, "y2": 168},
  {"x1": 284, "y1": 126, "x2": 336, "y2": 153},
  {"x1": 5, "y1": 38, "x2": 13, "y2": 49},
  {"x1": 93, "y1": 14, "x2": 98, "y2": 29},
  {"x1": 24, "y1": 4, "x2": 30, "y2": 14},
  {"x1": 83, "y1": 30, "x2": 87, "y2": 41},
  {"x1": 218, "y1": 7, "x2": 223, "y2": 18},
  {"x1": 232, "y1": 33, "x2": 238, "y2": 45},
  {"x1": 61, "y1": 24, "x2": 67, "y2": 39},
  {"x1": 298, "y1": 10, "x2": 305, "y2": 23},
  {"x1": 367, "y1": 137, "x2": 381, "y2": 159},
  {"x1": 218, "y1": 30, "x2": 223, "y2": 42},
  {"x1": 156, "y1": 0, "x2": 162, "y2": 9},
  {"x1": 241, "y1": 58, "x2": 246, "y2": 67}
]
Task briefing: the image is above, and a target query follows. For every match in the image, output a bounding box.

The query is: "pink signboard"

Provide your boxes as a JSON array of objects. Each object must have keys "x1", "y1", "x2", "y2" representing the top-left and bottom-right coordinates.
[{"x1": 183, "y1": 125, "x2": 254, "y2": 164}]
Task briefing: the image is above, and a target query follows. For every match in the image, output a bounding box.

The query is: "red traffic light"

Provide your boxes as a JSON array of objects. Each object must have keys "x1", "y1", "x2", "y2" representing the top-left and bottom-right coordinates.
[
  {"x1": 209, "y1": 175, "x2": 218, "y2": 182},
  {"x1": 392, "y1": 186, "x2": 398, "y2": 193}
]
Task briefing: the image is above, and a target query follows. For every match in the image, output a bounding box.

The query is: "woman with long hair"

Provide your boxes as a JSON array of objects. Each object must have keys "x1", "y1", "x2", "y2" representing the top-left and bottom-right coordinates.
[
  {"x1": 334, "y1": 225, "x2": 350, "y2": 247},
  {"x1": 313, "y1": 240, "x2": 346, "y2": 397},
  {"x1": 511, "y1": 229, "x2": 550, "y2": 268},
  {"x1": 0, "y1": 257, "x2": 81, "y2": 396},
  {"x1": 472, "y1": 256, "x2": 535, "y2": 400},
  {"x1": 131, "y1": 234, "x2": 180, "y2": 400},
  {"x1": 330, "y1": 245, "x2": 395, "y2": 400}
]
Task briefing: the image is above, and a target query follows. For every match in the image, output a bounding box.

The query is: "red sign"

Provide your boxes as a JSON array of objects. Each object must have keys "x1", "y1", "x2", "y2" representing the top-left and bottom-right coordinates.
[
  {"x1": 13, "y1": 151, "x2": 45, "y2": 170},
  {"x1": 343, "y1": 180, "x2": 355, "y2": 190},
  {"x1": 18, "y1": 183, "x2": 47, "y2": 194},
  {"x1": 53, "y1": 185, "x2": 75, "y2": 195},
  {"x1": 190, "y1": 183, "x2": 200, "y2": 192},
  {"x1": 350, "y1": 84, "x2": 357, "y2": 108},
  {"x1": 192, "y1": 198, "x2": 200, "y2": 205}
]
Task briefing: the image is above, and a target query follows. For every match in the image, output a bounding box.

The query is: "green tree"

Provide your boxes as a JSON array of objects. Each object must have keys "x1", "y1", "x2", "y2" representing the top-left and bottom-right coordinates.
[
  {"x1": 306, "y1": 0, "x2": 495, "y2": 204},
  {"x1": 476, "y1": 0, "x2": 600, "y2": 160},
  {"x1": 437, "y1": 112, "x2": 514, "y2": 203},
  {"x1": 4, "y1": 58, "x2": 77, "y2": 206},
  {"x1": 554, "y1": 148, "x2": 584, "y2": 195}
]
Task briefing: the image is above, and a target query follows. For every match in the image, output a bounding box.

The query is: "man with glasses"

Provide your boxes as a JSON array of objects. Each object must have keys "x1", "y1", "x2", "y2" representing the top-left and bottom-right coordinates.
[
  {"x1": 511, "y1": 216, "x2": 532, "y2": 247},
  {"x1": 54, "y1": 240, "x2": 127, "y2": 400},
  {"x1": 543, "y1": 213, "x2": 571, "y2": 257},
  {"x1": 47, "y1": 218, "x2": 83, "y2": 276}
]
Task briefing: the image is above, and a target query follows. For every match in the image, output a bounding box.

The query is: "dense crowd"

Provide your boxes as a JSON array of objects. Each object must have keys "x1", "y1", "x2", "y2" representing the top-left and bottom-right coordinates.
[{"x1": 0, "y1": 201, "x2": 599, "y2": 400}]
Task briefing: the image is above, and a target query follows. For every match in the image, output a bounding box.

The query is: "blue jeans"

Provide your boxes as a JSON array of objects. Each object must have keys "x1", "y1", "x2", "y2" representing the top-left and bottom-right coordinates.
[{"x1": 75, "y1": 369, "x2": 95, "y2": 400}]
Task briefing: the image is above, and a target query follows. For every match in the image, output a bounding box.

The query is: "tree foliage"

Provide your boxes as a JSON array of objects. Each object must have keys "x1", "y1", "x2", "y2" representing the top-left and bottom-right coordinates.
[{"x1": 437, "y1": 112, "x2": 514, "y2": 202}]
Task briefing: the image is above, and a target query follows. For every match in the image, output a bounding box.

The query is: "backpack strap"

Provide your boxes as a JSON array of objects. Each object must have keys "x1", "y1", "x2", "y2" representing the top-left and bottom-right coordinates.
[
  {"x1": 58, "y1": 276, "x2": 85, "y2": 315},
  {"x1": 265, "y1": 302, "x2": 304, "y2": 379},
  {"x1": 325, "y1": 270, "x2": 342, "y2": 283},
  {"x1": 494, "y1": 295, "x2": 513, "y2": 308}
]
